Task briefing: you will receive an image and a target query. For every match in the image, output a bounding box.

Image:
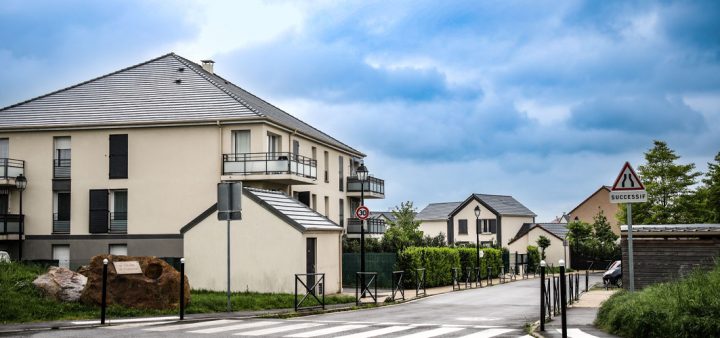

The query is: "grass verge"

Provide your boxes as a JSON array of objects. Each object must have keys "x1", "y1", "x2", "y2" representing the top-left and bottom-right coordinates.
[
  {"x1": 0, "y1": 262, "x2": 354, "y2": 324},
  {"x1": 595, "y1": 262, "x2": 720, "y2": 338}
]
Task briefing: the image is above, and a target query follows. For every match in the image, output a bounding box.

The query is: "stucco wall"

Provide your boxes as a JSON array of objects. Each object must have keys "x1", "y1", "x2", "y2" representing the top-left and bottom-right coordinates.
[
  {"x1": 507, "y1": 227, "x2": 570, "y2": 269},
  {"x1": 569, "y1": 188, "x2": 620, "y2": 235},
  {"x1": 452, "y1": 201, "x2": 497, "y2": 245},
  {"x1": 501, "y1": 216, "x2": 534, "y2": 248},
  {"x1": 418, "y1": 220, "x2": 448, "y2": 240},
  {"x1": 184, "y1": 195, "x2": 341, "y2": 293}
]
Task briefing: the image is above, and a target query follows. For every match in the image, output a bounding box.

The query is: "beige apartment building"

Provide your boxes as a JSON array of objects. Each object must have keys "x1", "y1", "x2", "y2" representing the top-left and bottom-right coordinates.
[{"x1": 0, "y1": 53, "x2": 386, "y2": 292}]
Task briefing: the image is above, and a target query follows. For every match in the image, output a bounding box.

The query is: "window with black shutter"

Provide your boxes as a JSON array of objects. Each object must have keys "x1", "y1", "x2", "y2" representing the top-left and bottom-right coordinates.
[
  {"x1": 489, "y1": 219, "x2": 498, "y2": 234},
  {"x1": 459, "y1": 219, "x2": 468, "y2": 234},
  {"x1": 109, "y1": 134, "x2": 128, "y2": 179},
  {"x1": 89, "y1": 189, "x2": 109, "y2": 233}
]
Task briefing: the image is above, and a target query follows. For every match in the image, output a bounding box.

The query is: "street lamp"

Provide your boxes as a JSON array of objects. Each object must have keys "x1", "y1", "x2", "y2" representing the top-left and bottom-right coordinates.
[
  {"x1": 356, "y1": 163, "x2": 368, "y2": 296},
  {"x1": 474, "y1": 205, "x2": 481, "y2": 270},
  {"x1": 479, "y1": 249, "x2": 485, "y2": 288},
  {"x1": 15, "y1": 174, "x2": 27, "y2": 261}
]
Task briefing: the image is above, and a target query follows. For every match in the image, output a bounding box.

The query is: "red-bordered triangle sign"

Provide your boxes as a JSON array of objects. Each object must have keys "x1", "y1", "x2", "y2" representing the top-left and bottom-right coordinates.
[{"x1": 611, "y1": 162, "x2": 645, "y2": 191}]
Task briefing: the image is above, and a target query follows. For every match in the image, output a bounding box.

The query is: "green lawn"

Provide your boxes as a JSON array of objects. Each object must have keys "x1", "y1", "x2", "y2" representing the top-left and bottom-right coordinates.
[
  {"x1": 596, "y1": 262, "x2": 720, "y2": 338},
  {"x1": 0, "y1": 262, "x2": 354, "y2": 324}
]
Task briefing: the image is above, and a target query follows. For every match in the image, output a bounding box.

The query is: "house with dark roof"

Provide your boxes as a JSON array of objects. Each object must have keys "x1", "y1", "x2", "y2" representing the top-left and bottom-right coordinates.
[
  {"x1": 0, "y1": 52, "x2": 386, "y2": 293},
  {"x1": 417, "y1": 194, "x2": 536, "y2": 247},
  {"x1": 507, "y1": 223, "x2": 571, "y2": 268}
]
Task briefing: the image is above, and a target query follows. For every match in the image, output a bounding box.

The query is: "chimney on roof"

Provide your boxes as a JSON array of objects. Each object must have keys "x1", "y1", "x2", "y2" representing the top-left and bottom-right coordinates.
[{"x1": 200, "y1": 59, "x2": 215, "y2": 74}]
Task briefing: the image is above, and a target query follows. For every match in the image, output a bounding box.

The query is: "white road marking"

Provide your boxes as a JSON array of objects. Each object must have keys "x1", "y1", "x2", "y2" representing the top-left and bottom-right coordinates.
[
  {"x1": 396, "y1": 327, "x2": 465, "y2": 338},
  {"x1": 190, "y1": 321, "x2": 279, "y2": 334},
  {"x1": 456, "y1": 317, "x2": 502, "y2": 321},
  {"x1": 284, "y1": 324, "x2": 368, "y2": 337},
  {"x1": 557, "y1": 328, "x2": 599, "y2": 338},
  {"x1": 72, "y1": 316, "x2": 178, "y2": 325},
  {"x1": 335, "y1": 325, "x2": 413, "y2": 338},
  {"x1": 144, "y1": 319, "x2": 237, "y2": 331},
  {"x1": 103, "y1": 321, "x2": 173, "y2": 330},
  {"x1": 235, "y1": 323, "x2": 324, "y2": 336},
  {"x1": 457, "y1": 328, "x2": 517, "y2": 338}
]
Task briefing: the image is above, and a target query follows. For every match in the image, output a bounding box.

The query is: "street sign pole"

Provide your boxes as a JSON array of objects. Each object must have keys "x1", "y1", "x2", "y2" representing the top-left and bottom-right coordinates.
[{"x1": 627, "y1": 203, "x2": 634, "y2": 292}]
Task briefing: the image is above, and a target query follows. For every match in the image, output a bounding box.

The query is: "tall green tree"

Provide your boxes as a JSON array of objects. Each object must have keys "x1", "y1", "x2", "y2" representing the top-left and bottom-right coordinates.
[
  {"x1": 618, "y1": 140, "x2": 701, "y2": 224},
  {"x1": 383, "y1": 201, "x2": 424, "y2": 252},
  {"x1": 700, "y1": 152, "x2": 720, "y2": 223},
  {"x1": 591, "y1": 209, "x2": 619, "y2": 259},
  {"x1": 536, "y1": 236, "x2": 551, "y2": 260}
]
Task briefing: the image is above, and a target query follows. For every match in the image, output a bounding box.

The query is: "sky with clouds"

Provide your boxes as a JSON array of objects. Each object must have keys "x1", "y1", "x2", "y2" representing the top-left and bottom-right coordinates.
[{"x1": 1, "y1": 0, "x2": 719, "y2": 222}]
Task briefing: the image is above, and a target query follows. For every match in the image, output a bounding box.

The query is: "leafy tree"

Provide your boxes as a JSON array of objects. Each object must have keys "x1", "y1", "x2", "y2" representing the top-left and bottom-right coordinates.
[
  {"x1": 536, "y1": 235, "x2": 551, "y2": 260},
  {"x1": 567, "y1": 220, "x2": 593, "y2": 249},
  {"x1": 383, "y1": 201, "x2": 424, "y2": 252},
  {"x1": 619, "y1": 140, "x2": 701, "y2": 224},
  {"x1": 591, "y1": 209, "x2": 619, "y2": 259},
  {"x1": 421, "y1": 232, "x2": 447, "y2": 247},
  {"x1": 701, "y1": 152, "x2": 720, "y2": 223}
]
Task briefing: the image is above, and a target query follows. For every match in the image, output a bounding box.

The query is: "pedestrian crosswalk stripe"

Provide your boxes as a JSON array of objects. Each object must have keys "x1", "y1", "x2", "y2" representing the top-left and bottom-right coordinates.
[
  {"x1": 396, "y1": 327, "x2": 465, "y2": 338},
  {"x1": 234, "y1": 323, "x2": 324, "y2": 336},
  {"x1": 284, "y1": 324, "x2": 368, "y2": 337},
  {"x1": 103, "y1": 321, "x2": 173, "y2": 330},
  {"x1": 457, "y1": 328, "x2": 517, "y2": 338},
  {"x1": 144, "y1": 319, "x2": 237, "y2": 331},
  {"x1": 72, "y1": 316, "x2": 178, "y2": 325},
  {"x1": 190, "y1": 321, "x2": 279, "y2": 334},
  {"x1": 335, "y1": 325, "x2": 413, "y2": 338},
  {"x1": 557, "y1": 328, "x2": 599, "y2": 338}
]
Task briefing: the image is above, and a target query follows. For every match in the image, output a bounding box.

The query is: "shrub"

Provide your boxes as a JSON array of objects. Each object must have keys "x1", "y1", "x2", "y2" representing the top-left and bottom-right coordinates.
[
  {"x1": 527, "y1": 245, "x2": 540, "y2": 273},
  {"x1": 395, "y1": 247, "x2": 503, "y2": 287},
  {"x1": 596, "y1": 263, "x2": 720, "y2": 338}
]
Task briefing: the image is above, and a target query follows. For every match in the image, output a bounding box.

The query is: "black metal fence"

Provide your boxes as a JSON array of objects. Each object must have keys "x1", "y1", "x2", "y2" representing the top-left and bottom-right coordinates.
[
  {"x1": 222, "y1": 152, "x2": 317, "y2": 179},
  {"x1": 294, "y1": 273, "x2": 325, "y2": 311},
  {"x1": 415, "y1": 268, "x2": 427, "y2": 297},
  {"x1": 355, "y1": 272, "x2": 378, "y2": 306},
  {"x1": 391, "y1": 271, "x2": 405, "y2": 301}
]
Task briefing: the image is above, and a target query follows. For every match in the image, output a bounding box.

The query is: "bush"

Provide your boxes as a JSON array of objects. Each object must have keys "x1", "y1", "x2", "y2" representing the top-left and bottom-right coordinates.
[
  {"x1": 527, "y1": 246, "x2": 540, "y2": 273},
  {"x1": 596, "y1": 263, "x2": 720, "y2": 338},
  {"x1": 395, "y1": 247, "x2": 503, "y2": 287}
]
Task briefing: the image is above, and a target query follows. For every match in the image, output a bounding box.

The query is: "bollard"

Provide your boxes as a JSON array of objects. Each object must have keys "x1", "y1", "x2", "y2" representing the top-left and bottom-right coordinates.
[
  {"x1": 586, "y1": 269, "x2": 589, "y2": 292},
  {"x1": 487, "y1": 266, "x2": 492, "y2": 286},
  {"x1": 101, "y1": 258, "x2": 108, "y2": 325},
  {"x1": 559, "y1": 260, "x2": 567, "y2": 338},
  {"x1": 540, "y1": 260, "x2": 546, "y2": 331},
  {"x1": 180, "y1": 258, "x2": 185, "y2": 320}
]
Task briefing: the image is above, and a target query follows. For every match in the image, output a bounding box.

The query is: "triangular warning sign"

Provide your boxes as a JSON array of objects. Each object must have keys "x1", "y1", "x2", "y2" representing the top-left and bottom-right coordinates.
[{"x1": 611, "y1": 162, "x2": 645, "y2": 191}]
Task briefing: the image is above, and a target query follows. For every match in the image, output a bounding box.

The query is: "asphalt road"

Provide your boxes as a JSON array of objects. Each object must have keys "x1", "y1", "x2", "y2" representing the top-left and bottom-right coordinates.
[{"x1": 20, "y1": 274, "x2": 603, "y2": 338}]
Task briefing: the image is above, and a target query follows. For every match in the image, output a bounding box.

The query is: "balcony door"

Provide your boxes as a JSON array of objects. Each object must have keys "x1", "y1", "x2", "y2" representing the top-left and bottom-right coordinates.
[
  {"x1": 232, "y1": 130, "x2": 250, "y2": 156},
  {"x1": 0, "y1": 139, "x2": 8, "y2": 158}
]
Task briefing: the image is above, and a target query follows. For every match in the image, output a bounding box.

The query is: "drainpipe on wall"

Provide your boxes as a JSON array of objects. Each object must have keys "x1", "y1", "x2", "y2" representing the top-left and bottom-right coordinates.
[{"x1": 217, "y1": 120, "x2": 222, "y2": 177}]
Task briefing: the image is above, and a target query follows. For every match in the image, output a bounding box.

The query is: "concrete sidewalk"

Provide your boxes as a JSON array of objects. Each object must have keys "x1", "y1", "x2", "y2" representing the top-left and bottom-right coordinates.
[{"x1": 537, "y1": 289, "x2": 618, "y2": 338}]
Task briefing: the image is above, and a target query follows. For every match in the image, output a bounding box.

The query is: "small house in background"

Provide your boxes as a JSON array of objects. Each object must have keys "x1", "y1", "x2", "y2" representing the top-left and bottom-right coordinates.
[
  {"x1": 568, "y1": 186, "x2": 620, "y2": 234},
  {"x1": 417, "y1": 194, "x2": 536, "y2": 247},
  {"x1": 507, "y1": 223, "x2": 570, "y2": 268},
  {"x1": 621, "y1": 224, "x2": 720, "y2": 289}
]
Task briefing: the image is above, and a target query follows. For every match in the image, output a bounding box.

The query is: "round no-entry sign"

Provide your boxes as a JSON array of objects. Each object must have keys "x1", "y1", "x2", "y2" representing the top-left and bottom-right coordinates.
[{"x1": 355, "y1": 206, "x2": 370, "y2": 220}]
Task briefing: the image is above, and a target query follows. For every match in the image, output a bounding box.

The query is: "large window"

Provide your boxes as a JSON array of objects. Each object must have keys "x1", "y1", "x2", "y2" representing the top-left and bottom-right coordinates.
[
  {"x1": 109, "y1": 134, "x2": 128, "y2": 179},
  {"x1": 338, "y1": 156, "x2": 344, "y2": 191},
  {"x1": 232, "y1": 130, "x2": 250, "y2": 154},
  {"x1": 459, "y1": 219, "x2": 468, "y2": 235},
  {"x1": 267, "y1": 133, "x2": 280, "y2": 158},
  {"x1": 0, "y1": 138, "x2": 8, "y2": 158},
  {"x1": 53, "y1": 192, "x2": 71, "y2": 234},
  {"x1": 110, "y1": 190, "x2": 128, "y2": 234},
  {"x1": 53, "y1": 136, "x2": 71, "y2": 178}
]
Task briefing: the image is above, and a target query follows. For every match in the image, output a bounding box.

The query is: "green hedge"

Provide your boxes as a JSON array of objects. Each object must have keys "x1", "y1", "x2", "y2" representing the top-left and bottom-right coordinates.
[
  {"x1": 395, "y1": 247, "x2": 503, "y2": 288},
  {"x1": 596, "y1": 263, "x2": 720, "y2": 338},
  {"x1": 527, "y1": 246, "x2": 540, "y2": 273}
]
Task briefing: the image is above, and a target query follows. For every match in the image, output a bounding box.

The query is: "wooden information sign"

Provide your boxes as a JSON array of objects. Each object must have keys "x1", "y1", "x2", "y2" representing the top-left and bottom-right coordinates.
[{"x1": 113, "y1": 261, "x2": 143, "y2": 275}]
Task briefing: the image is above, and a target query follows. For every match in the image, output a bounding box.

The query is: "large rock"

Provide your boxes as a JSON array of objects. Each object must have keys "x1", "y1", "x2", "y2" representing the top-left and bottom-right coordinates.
[
  {"x1": 33, "y1": 266, "x2": 88, "y2": 302},
  {"x1": 79, "y1": 255, "x2": 190, "y2": 309}
]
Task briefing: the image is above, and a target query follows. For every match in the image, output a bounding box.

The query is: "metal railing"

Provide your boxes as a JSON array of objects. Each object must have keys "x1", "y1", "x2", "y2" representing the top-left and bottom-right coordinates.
[
  {"x1": 347, "y1": 176, "x2": 385, "y2": 195},
  {"x1": 222, "y1": 152, "x2": 317, "y2": 179},
  {"x1": 52, "y1": 213, "x2": 70, "y2": 234},
  {"x1": 110, "y1": 212, "x2": 127, "y2": 234},
  {"x1": 346, "y1": 218, "x2": 387, "y2": 234},
  {"x1": 0, "y1": 158, "x2": 24, "y2": 180},
  {"x1": 53, "y1": 159, "x2": 71, "y2": 178},
  {"x1": 294, "y1": 273, "x2": 325, "y2": 311},
  {"x1": 391, "y1": 271, "x2": 405, "y2": 301},
  {"x1": 355, "y1": 272, "x2": 378, "y2": 305},
  {"x1": 415, "y1": 268, "x2": 427, "y2": 297},
  {"x1": 0, "y1": 214, "x2": 23, "y2": 235}
]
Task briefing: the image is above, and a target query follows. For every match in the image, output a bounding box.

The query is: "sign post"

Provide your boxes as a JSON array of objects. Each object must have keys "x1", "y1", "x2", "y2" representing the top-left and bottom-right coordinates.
[
  {"x1": 218, "y1": 182, "x2": 242, "y2": 311},
  {"x1": 609, "y1": 162, "x2": 646, "y2": 292}
]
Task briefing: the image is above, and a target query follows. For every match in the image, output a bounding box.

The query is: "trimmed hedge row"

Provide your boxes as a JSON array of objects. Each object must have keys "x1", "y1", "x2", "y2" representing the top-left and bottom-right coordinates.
[
  {"x1": 527, "y1": 245, "x2": 540, "y2": 273},
  {"x1": 395, "y1": 247, "x2": 503, "y2": 288}
]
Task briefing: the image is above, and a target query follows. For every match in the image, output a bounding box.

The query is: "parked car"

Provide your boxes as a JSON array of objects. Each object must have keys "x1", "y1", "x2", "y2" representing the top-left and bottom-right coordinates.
[{"x1": 603, "y1": 260, "x2": 622, "y2": 288}]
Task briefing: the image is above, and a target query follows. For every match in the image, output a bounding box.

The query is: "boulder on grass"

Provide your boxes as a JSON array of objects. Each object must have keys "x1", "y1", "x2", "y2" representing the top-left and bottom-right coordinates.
[
  {"x1": 32, "y1": 266, "x2": 88, "y2": 302},
  {"x1": 79, "y1": 255, "x2": 190, "y2": 310}
]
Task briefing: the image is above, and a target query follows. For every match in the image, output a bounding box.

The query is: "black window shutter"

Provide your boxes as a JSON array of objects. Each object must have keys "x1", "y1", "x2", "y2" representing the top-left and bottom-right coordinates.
[
  {"x1": 109, "y1": 134, "x2": 128, "y2": 179},
  {"x1": 57, "y1": 193, "x2": 71, "y2": 221},
  {"x1": 89, "y1": 189, "x2": 109, "y2": 233},
  {"x1": 490, "y1": 219, "x2": 498, "y2": 234}
]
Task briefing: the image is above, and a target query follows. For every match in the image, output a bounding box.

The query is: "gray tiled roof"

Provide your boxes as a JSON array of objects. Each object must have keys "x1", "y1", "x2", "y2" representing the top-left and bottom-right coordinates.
[
  {"x1": 417, "y1": 202, "x2": 462, "y2": 221},
  {"x1": 620, "y1": 224, "x2": 720, "y2": 233},
  {"x1": 512, "y1": 223, "x2": 568, "y2": 243},
  {"x1": 0, "y1": 53, "x2": 362, "y2": 156},
  {"x1": 474, "y1": 194, "x2": 536, "y2": 217},
  {"x1": 245, "y1": 188, "x2": 342, "y2": 232},
  {"x1": 370, "y1": 211, "x2": 397, "y2": 223}
]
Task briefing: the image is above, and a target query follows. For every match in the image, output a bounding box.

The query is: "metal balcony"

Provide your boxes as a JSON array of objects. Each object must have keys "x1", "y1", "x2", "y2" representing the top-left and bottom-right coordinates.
[
  {"x1": 346, "y1": 176, "x2": 385, "y2": 199},
  {"x1": 0, "y1": 158, "x2": 25, "y2": 186},
  {"x1": 346, "y1": 218, "x2": 387, "y2": 235},
  {"x1": 0, "y1": 214, "x2": 23, "y2": 236},
  {"x1": 53, "y1": 159, "x2": 71, "y2": 179},
  {"x1": 222, "y1": 152, "x2": 317, "y2": 185},
  {"x1": 110, "y1": 212, "x2": 127, "y2": 234},
  {"x1": 52, "y1": 213, "x2": 70, "y2": 234}
]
